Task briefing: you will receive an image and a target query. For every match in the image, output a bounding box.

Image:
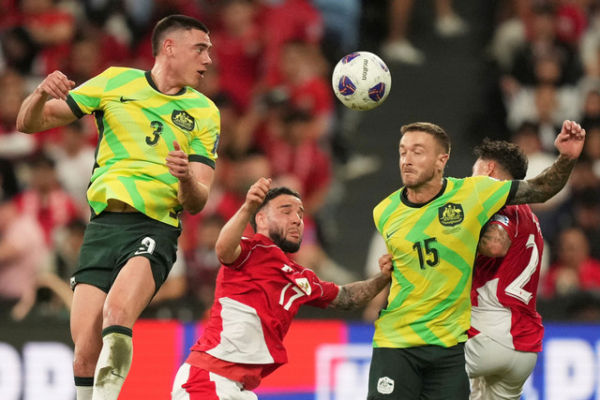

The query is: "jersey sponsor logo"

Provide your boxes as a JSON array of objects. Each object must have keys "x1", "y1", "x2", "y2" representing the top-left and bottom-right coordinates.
[
  {"x1": 171, "y1": 110, "x2": 195, "y2": 131},
  {"x1": 281, "y1": 264, "x2": 294, "y2": 273},
  {"x1": 377, "y1": 376, "x2": 394, "y2": 394},
  {"x1": 438, "y1": 203, "x2": 464, "y2": 226},
  {"x1": 295, "y1": 277, "x2": 312, "y2": 295},
  {"x1": 119, "y1": 96, "x2": 137, "y2": 103}
]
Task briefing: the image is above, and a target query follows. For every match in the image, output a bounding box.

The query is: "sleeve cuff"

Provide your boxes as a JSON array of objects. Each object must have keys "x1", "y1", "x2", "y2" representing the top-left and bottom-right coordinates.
[
  {"x1": 189, "y1": 154, "x2": 215, "y2": 169},
  {"x1": 66, "y1": 94, "x2": 85, "y2": 119},
  {"x1": 506, "y1": 180, "x2": 519, "y2": 205}
]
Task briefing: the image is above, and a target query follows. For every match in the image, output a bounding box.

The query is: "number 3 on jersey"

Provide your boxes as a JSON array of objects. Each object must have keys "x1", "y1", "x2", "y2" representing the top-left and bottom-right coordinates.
[
  {"x1": 279, "y1": 282, "x2": 306, "y2": 311},
  {"x1": 147, "y1": 121, "x2": 163, "y2": 146}
]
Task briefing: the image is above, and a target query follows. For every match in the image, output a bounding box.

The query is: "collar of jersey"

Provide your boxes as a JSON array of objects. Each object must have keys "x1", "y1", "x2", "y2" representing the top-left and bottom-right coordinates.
[
  {"x1": 145, "y1": 70, "x2": 187, "y2": 96},
  {"x1": 400, "y1": 178, "x2": 448, "y2": 208}
]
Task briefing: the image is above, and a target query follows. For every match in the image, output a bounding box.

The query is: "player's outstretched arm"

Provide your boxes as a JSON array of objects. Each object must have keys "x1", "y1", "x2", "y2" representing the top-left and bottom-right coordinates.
[
  {"x1": 477, "y1": 223, "x2": 511, "y2": 258},
  {"x1": 215, "y1": 177, "x2": 271, "y2": 265},
  {"x1": 329, "y1": 254, "x2": 392, "y2": 310},
  {"x1": 510, "y1": 120, "x2": 585, "y2": 205},
  {"x1": 16, "y1": 70, "x2": 77, "y2": 133}
]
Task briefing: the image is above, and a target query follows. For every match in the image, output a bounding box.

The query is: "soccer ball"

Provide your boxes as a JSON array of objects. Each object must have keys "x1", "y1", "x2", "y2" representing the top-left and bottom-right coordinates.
[{"x1": 332, "y1": 51, "x2": 392, "y2": 111}]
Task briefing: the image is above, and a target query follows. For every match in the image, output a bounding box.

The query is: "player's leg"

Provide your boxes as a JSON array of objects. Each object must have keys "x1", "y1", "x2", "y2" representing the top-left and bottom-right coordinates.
[
  {"x1": 486, "y1": 351, "x2": 537, "y2": 400},
  {"x1": 92, "y1": 214, "x2": 180, "y2": 400},
  {"x1": 71, "y1": 284, "x2": 106, "y2": 400},
  {"x1": 172, "y1": 363, "x2": 258, "y2": 400},
  {"x1": 92, "y1": 255, "x2": 156, "y2": 400},
  {"x1": 465, "y1": 333, "x2": 537, "y2": 400},
  {"x1": 465, "y1": 334, "x2": 497, "y2": 400},
  {"x1": 420, "y1": 343, "x2": 470, "y2": 400},
  {"x1": 367, "y1": 347, "x2": 423, "y2": 400}
]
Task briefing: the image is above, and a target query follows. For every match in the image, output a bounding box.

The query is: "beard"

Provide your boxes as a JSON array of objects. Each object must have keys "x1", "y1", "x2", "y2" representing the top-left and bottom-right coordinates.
[
  {"x1": 269, "y1": 228, "x2": 302, "y2": 253},
  {"x1": 402, "y1": 167, "x2": 436, "y2": 189}
]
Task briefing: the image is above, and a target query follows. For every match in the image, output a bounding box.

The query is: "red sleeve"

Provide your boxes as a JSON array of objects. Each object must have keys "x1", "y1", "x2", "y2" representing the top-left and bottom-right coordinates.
[
  {"x1": 224, "y1": 237, "x2": 254, "y2": 270},
  {"x1": 487, "y1": 207, "x2": 517, "y2": 238},
  {"x1": 305, "y1": 271, "x2": 340, "y2": 308}
]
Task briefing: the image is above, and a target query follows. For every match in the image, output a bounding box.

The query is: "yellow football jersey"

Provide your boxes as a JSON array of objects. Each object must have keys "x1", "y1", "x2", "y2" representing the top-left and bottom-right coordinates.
[
  {"x1": 373, "y1": 176, "x2": 516, "y2": 348},
  {"x1": 66, "y1": 67, "x2": 220, "y2": 227}
]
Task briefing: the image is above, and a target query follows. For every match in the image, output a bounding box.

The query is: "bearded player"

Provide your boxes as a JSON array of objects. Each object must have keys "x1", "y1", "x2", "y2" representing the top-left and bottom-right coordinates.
[{"x1": 171, "y1": 177, "x2": 393, "y2": 400}]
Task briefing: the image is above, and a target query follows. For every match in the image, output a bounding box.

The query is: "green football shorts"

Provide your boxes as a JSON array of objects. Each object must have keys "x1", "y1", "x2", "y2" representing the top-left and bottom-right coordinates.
[
  {"x1": 367, "y1": 343, "x2": 470, "y2": 400},
  {"x1": 71, "y1": 212, "x2": 181, "y2": 294}
]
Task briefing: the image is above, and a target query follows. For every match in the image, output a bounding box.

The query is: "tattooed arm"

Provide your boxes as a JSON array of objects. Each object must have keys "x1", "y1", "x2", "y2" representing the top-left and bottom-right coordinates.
[
  {"x1": 477, "y1": 223, "x2": 511, "y2": 258},
  {"x1": 509, "y1": 120, "x2": 586, "y2": 205},
  {"x1": 329, "y1": 254, "x2": 393, "y2": 310}
]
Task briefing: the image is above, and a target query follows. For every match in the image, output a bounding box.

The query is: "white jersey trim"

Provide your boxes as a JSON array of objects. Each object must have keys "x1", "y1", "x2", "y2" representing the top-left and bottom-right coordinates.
[
  {"x1": 206, "y1": 297, "x2": 275, "y2": 364},
  {"x1": 470, "y1": 278, "x2": 515, "y2": 350}
]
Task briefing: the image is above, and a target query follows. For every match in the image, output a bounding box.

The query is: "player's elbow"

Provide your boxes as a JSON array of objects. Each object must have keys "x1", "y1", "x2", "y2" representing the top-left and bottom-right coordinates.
[{"x1": 16, "y1": 119, "x2": 34, "y2": 134}]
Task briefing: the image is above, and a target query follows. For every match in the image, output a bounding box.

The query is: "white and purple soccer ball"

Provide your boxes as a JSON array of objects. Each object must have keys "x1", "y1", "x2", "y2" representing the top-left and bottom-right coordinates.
[{"x1": 332, "y1": 51, "x2": 392, "y2": 111}]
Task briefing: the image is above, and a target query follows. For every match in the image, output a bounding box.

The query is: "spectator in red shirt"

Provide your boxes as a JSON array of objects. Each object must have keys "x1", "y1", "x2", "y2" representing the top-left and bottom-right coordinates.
[
  {"x1": 541, "y1": 227, "x2": 600, "y2": 298},
  {"x1": 258, "y1": 0, "x2": 323, "y2": 87},
  {"x1": 14, "y1": 153, "x2": 80, "y2": 246},
  {"x1": 279, "y1": 40, "x2": 334, "y2": 141},
  {"x1": 212, "y1": 0, "x2": 262, "y2": 112},
  {"x1": 19, "y1": 0, "x2": 76, "y2": 74},
  {"x1": 262, "y1": 108, "x2": 331, "y2": 216}
]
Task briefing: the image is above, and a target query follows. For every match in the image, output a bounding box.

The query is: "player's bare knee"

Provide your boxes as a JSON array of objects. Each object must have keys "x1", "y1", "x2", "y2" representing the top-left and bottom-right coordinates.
[{"x1": 102, "y1": 302, "x2": 134, "y2": 327}]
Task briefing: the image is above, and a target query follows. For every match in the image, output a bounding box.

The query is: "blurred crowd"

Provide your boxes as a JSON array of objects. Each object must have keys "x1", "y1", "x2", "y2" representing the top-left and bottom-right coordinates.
[
  {"x1": 0, "y1": 0, "x2": 369, "y2": 322},
  {"x1": 0, "y1": 0, "x2": 599, "y2": 323},
  {"x1": 480, "y1": 0, "x2": 600, "y2": 320}
]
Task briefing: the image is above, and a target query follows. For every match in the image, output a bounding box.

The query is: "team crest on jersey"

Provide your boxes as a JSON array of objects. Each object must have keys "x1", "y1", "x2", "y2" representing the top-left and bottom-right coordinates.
[
  {"x1": 295, "y1": 278, "x2": 312, "y2": 295},
  {"x1": 377, "y1": 376, "x2": 394, "y2": 394},
  {"x1": 438, "y1": 203, "x2": 464, "y2": 226},
  {"x1": 171, "y1": 110, "x2": 195, "y2": 131}
]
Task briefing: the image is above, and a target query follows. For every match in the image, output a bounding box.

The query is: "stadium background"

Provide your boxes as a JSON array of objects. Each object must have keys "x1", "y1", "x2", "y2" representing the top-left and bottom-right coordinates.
[{"x1": 1, "y1": 0, "x2": 600, "y2": 399}]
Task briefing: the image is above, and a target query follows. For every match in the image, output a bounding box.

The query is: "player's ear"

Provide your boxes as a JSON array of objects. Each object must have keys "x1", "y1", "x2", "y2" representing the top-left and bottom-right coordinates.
[
  {"x1": 255, "y1": 210, "x2": 267, "y2": 231},
  {"x1": 163, "y1": 37, "x2": 175, "y2": 56}
]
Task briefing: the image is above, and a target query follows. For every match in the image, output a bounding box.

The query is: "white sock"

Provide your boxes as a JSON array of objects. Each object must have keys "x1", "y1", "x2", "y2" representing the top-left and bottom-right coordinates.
[
  {"x1": 92, "y1": 326, "x2": 133, "y2": 400},
  {"x1": 75, "y1": 377, "x2": 93, "y2": 400}
]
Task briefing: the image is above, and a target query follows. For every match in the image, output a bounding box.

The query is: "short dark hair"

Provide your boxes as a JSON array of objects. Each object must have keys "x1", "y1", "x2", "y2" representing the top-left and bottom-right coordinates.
[
  {"x1": 250, "y1": 187, "x2": 301, "y2": 231},
  {"x1": 151, "y1": 15, "x2": 209, "y2": 57},
  {"x1": 400, "y1": 122, "x2": 451, "y2": 154},
  {"x1": 474, "y1": 138, "x2": 528, "y2": 180}
]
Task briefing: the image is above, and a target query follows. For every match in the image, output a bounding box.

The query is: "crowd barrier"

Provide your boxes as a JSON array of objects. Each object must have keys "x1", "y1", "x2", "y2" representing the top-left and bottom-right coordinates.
[{"x1": 1, "y1": 319, "x2": 599, "y2": 400}]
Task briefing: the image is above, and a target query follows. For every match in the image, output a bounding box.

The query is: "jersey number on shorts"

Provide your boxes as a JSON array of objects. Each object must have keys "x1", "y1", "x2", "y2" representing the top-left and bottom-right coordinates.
[
  {"x1": 279, "y1": 282, "x2": 306, "y2": 311},
  {"x1": 505, "y1": 234, "x2": 539, "y2": 304},
  {"x1": 134, "y1": 237, "x2": 156, "y2": 255}
]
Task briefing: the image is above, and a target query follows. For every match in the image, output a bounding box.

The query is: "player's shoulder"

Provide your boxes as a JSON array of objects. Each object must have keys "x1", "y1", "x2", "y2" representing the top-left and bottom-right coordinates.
[
  {"x1": 375, "y1": 188, "x2": 403, "y2": 209},
  {"x1": 99, "y1": 66, "x2": 144, "y2": 79},
  {"x1": 185, "y1": 87, "x2": 219, "y2": 111}
]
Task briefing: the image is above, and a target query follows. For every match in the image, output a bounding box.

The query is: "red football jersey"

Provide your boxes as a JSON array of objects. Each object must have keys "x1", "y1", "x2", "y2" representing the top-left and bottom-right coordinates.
[
  {"x1": 469, "y1": 205, "x2": 544, "y2": 352},
  {"x1": 191, "y1": 233, "x2": 339, "y2": 372}
]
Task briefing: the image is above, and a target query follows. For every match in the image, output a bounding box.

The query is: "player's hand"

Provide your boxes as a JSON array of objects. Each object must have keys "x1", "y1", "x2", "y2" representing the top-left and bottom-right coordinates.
[
  {"x1": 167, "y1": 141, "x2": 192, "y2": 182},
  {"x1": 246, "y1": 177, "x2": 271, "y2": 212},
  {"x1": 36, "y1": 70, "x2": 75, "y2": 101},
  {"x1": 555, "y1": 120, "x2": 586, "y2": 160},
  {"x1": 378, "y1": 253, "x2": 393, "y2": 278}
]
